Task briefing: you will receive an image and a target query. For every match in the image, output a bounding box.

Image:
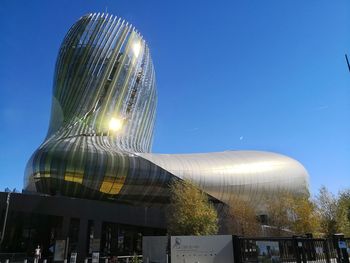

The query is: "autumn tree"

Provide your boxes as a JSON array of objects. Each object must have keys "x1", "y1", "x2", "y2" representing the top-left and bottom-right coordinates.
[
  {"x1": 264, "y1": 192, "x2": 320, "y2": 236},
  {"x1": 314, "y1": 186, "x2": 338, "y2": 237},
  {"x1": 289, "y1": 195, "x2": 320, "y2": 235},
  {"x1": 336, "y1": 189, "x2": 350, "y2": 236},
  {"x1": 226, "y1": 195, "x2": 261, "y2": 236},
  {"x1": 167, "y1": 179, "x2": 218, "y2": 236},
  {"x1": 264, "y1": 193, "x2": 294, "y2": 236}
]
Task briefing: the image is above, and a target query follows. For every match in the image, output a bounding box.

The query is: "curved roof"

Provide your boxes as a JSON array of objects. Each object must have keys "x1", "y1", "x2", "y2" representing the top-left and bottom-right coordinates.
[{"x1": 138, "y1": 150, "x2": 309, "y2": 206}]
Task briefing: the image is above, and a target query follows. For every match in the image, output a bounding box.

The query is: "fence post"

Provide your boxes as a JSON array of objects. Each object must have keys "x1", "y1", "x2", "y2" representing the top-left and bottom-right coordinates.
[
  {"x1": 306, "y1": 234, "x2": 317, "y2": 261},
  {"x1": 167, "y1": 235, "x2": 171, "y2": 263},
  {"x1": 324, "y1": 239, "x2": 331, "y2": 263},
  {"x1": 293, "y1": 236, "x2": 303, "y2": 263},
  {"x1": 232, "y1": 235, "x2": 242, "y2": 263}
]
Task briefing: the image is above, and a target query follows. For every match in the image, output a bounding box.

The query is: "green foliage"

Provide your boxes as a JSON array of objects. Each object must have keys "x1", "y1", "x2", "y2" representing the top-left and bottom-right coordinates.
[{"x1": 167, "y1": 179, "x2": 218, "y2": 235}]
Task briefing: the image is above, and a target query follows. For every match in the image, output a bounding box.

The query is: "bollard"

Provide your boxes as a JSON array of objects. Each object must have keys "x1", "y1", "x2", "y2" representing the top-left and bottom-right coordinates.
[
  {"x1": 84, "y1": 259, "x2": 88, "y2": 263},
  {"x1": 5, "y1": 259, "x2": 9, "y2": 263},
  {"x1": 64, "y1": 259, "x2": 67, "y2": 263},
  {"x1": 43, "y1": 260, "x2": 47, "y2": 263},
  {"x1": 24, "y1": 259, "x2": 27, "y2": 263},
  {"x1": 105, "y1": 258, "x2": 108, "y2": 263}
]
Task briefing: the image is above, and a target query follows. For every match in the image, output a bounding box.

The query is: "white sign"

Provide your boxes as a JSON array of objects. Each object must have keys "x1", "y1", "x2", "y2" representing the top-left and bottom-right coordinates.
[{"x1": 171, "y1": 235, "x2": 233, "y2": 263}]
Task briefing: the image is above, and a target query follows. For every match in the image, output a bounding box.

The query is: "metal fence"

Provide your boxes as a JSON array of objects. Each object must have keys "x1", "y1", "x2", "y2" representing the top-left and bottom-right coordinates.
[
  {"x1": 233, "y1": 235, "x2": 350, "y2": 263},
  {"x1": 0, "y1": 253, "x2": 26, "y2": 262},
  {"x1": 0, "y1": 236, "x2": 349, "y2": 263},
  {"x1": 0, "y1": 255, "x2": 142, "y2": 263}
]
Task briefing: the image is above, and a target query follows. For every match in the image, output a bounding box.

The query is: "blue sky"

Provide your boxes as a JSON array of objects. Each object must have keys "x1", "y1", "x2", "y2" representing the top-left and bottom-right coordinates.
[{"x1": 0, "y1": 0, "x2": 349, "y2": 195}]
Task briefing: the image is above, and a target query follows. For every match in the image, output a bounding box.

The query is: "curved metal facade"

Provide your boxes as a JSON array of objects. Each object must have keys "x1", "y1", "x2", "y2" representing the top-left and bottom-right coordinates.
[
  {"x1": 138, "y1": 151, "x2": 308, "y2": 210},
  {"x1": 48, "y1": 13, "x2": 157, "y2": 153},
  {"x1": 25, "y1": 13, "x2": 308, "y2": 206}
]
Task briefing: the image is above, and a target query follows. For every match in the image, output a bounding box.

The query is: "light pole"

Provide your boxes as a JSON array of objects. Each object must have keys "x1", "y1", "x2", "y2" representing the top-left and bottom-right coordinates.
[{"x1": 0, "y1": 192, "x2": 11, "y2": 246}]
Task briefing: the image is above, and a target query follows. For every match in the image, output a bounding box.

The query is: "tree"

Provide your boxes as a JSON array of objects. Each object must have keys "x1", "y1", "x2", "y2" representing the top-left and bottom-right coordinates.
[
  {"x1": 264, "y1": 193, "x2": 294, "y2": 236},
  {"x1": 226, "y1": 195, "x2": 261, "y2": 236},
  {"x1": 264, "y1": 192, "x2": 320, "y2": 236},
  {"x1": 289, "y1": 195, "x2": 320, "y2": 235},
  {"x1": 314, "y1": 186, "x2": 338, "y2": 237},
  {"x1": 336, "y1": 189, "x2": 350, "y2": 236},
  {"x1": 167, "y1": 179, "x2": 218, "y2": 235}
]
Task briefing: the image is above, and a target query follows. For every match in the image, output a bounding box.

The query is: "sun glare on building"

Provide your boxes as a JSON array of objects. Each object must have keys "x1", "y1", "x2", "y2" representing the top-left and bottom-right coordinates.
[
  {"x1": 133, "y1": 41, "x2": 141, "y2": 57},
  {"x1": 109, "y1": 117, "x2": 123, "y2": 132}
]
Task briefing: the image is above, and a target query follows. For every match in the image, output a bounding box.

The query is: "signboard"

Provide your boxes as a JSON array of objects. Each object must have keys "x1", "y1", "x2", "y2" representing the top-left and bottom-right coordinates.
[
  {"x1": 70, "y1": 252, "x2": 77, "y2": 263},
  {"x1": 256, "y1": 241, "x2": 280, "y2": 263},
  {"x1": 92, "y1": 252, "x2": 100, "y2": 263},
  {"x1": 54, "y1": 240, "x2": 66, "y2": 261},
  {"x1": 171, "y1": 235, "x2": 233, "y2": 263}
]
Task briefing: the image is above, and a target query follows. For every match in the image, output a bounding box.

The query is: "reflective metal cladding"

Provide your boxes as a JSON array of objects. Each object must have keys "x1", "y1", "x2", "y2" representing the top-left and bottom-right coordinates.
[{"x1": 24, "y1": 13, "x2": 309, "y2": 206}]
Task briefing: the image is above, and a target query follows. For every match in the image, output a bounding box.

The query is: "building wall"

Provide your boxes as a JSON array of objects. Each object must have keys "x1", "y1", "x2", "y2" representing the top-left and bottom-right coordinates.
[{"x1": 0, "y1": 192, "x2": 166, "y2": 261}]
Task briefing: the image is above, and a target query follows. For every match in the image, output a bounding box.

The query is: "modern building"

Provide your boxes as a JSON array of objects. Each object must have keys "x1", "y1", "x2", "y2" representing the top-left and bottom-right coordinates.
[
  {"x1": 24, "y1": 12, "x2": 308, "y2": 209},
  {"x1": 1, "y1": 13, "x2": 308, "y2": 261}
]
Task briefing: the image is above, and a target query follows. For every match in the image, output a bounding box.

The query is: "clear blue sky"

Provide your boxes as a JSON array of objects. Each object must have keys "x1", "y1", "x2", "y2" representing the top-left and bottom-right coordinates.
[{"x1": 0, "y1": 0, "x2": 349, "y2": 195}]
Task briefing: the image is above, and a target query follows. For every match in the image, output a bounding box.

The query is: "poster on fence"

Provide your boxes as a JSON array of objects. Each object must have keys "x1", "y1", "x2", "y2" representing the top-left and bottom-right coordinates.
[
  {"x1": 256, "y1": 241, "x2": 280, "y2": 263},
  {"x1": 54, "y1": 240, "x2": 66, "y2": 261},
  {"x1": 92, "y1": 252, "x2": 100, "y2": 263},
  {"x1": 70, "y1": 252, "x2": 77, "y2": 263},
  {"x1": 315, "y1": 246, "x2": 324, "y2": 254}
]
